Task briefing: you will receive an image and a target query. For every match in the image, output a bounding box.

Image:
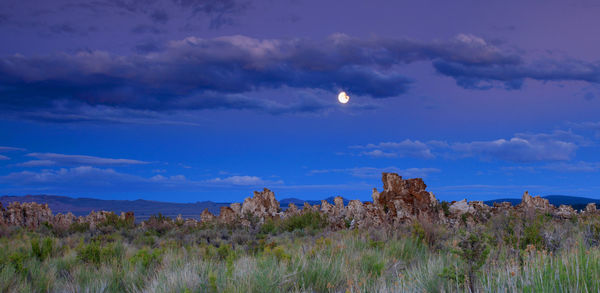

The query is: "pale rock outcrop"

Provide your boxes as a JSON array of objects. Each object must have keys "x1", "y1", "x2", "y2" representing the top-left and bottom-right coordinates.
[
  {"x1": 283, "y1": 203, "x2": 300, "y2": 218},
  {"x1": 230, "y1": 203, "x2": 242, "y2": 215},
  {"x1": 218, "y1": 207, "x2": 238, "y2": 225},
  {"x1": 200, "y1": 209, "x2": 216, "y2": 223},
  {"x1": 555, "y1": 205, "x2": 576, "y2": 219},
  {"x1": 519, "y1": 191, "x2": 553, "y2": 212},
  {"x1": 449, "y1": 199, "x2": 474, "y2": 216},
  {"x1": 53, "y1": 212, "x2": 77, "y2": 228},
  {"x1": 585, "y1": 203, "x2": 598, "y2": 214},
  {"x1": 241, "y1": 188, "x2": 280, "y2": 222},
  {"x1": 3, "y1": 202, "x2": 53, "y2": 229}
]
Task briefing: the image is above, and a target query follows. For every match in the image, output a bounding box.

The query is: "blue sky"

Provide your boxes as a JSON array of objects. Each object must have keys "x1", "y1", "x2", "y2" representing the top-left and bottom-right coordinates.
[{"x1": 1, "y1": 0, "x2": 600, "y2": 202}]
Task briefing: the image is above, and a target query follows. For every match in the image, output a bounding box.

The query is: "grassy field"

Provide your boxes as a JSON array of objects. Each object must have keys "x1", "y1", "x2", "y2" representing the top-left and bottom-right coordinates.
[{"x1": 1, "y1": 211, "x2": 600, "y2": 292}]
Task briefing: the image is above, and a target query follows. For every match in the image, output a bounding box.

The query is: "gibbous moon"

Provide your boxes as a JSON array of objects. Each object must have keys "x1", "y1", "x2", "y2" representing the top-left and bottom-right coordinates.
[{"x1": 338, "y1": 91, "x2": 350, "y2": 104}]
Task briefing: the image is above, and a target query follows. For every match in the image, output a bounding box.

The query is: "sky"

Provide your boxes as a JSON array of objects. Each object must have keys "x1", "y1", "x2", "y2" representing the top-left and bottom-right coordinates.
[{"x1": 1, "y1": 0, "x2": 600, "y2": 203}]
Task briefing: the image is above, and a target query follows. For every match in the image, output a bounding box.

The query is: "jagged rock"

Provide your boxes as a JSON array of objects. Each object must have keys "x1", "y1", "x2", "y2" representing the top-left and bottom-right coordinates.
[
  {"x1": 555, "y1": 205, "x2": 576, "y2": 219},
  {"x1": 345, "y1": 200, "x2": 366, "y2": 224},
  {"x1": 3, "y1": 202, "x2": 53, "y2": 229},
  {"x1": 519, "y1": 191, "x2": 553, "y2": 212},
  {"x1": 449, "y1": 199, "x2": 474, "y2": 216},
  {"x1": 120, "y1": 211, "x2": 135, "y2": 223},
  {"x1": 53, "y1": 212, "x2": 76, "y2": 228},
  {"x1": 373, "y1": 173, "x2": 440, "y2": 224},
  {"x1": 241, "y1": 188, "x2": 280, "y2": 222},
  {"x1": 320, "y1": 200, "x2": 334, "y2": 214},
  {"x1": 218, "y1": 207, "x2": 238, "y2": 225},
  {"x1": 334, "y1": 197, "x2": 345, "y2": 214},
  {"x1": 82, "y1": 211, "x2": 112, "y2": 229},
  {"x1": 200, "y1": 209, "x2": 216, "y2": 223},
  {"x1": 287, "y1": 203, "x2": 299, "y2": 214},
  {"x1": 585, "y1": 203, "x2": 598, "y2": 214},
  {"x1": 183, "y1": 219, "x2": 199, "y2": 228},
  {"x1": 230, "y1": 203, "x2": 242, "y2": 215}
]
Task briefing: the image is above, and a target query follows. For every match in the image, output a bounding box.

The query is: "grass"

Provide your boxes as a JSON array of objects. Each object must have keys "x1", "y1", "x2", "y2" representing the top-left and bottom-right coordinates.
[{"x1": 0, "y1": 211, "x2": 599, "y2": 292}]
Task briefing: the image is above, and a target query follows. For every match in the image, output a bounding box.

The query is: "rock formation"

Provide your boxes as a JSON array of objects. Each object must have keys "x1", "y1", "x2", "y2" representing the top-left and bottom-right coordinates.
[
  {"x1": 241, "y1": 188, "x2": 280, "y2": 222},
  {"x1": 372, "y1": 173, "x2": 440, "y2": 224},
  {"x1": 0, "y1": 172, "x2": 595, "y2": 231}
]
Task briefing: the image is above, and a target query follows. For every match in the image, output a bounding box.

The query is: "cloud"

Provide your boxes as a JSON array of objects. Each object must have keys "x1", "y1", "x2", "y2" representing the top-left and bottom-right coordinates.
[
  {"x1": 0, "y1": 155, "x2": 9, "y2": 160},
  {"x1": 21, "y1": 153, "x2": 150, "y2": 167},
  {"x1": 349, "y1": 140, "x2": 434, "y2": 159},
  {"x1": 0, "y1": 34, "x2": 520, "y2": 121},
  {"x1": 205, "y1": 175, "x2": 283, "y2": 186},
  {"x1": 2, "y1": 34, "x2": 599, "y2": 122},
  {"x1": 0, "y1": 146, "x2": 25, "y2": 152},
  {"x1": 433, "y1": 57, "x2": 600, "y2": 90},
  {"x1": 310, "y1": 166, "x2": 440, "y2": 179},
  {"x1": 348, "y1": 130, "x2": 585, "y2": 163},
  {"x1": 449, "y1": 131, "x2": 582, "y2": 162},
  {"x1": 507, "y1": 161, "x2": 600, "y2": 173},
  {"x1": 0, "y1": 166, "x2": 281, "y2": 192}
]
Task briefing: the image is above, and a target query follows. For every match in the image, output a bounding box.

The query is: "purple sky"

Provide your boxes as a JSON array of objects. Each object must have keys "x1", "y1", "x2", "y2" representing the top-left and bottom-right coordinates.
[{"x1": 1, "y1": 0, "x2": 600, "y2": 202}]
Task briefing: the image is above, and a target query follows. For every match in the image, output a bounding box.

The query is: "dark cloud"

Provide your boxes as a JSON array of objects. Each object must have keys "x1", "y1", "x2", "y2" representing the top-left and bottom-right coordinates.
[
  {"x1": 0, "y1": 34, "x2": 518, "y2": 120},
  {"x1": 585, "y1": 92, "x2": 596, "y2": 100},
  {"x1": 434, "y1": 58, "x2": 600, "y2": 90},
  {"x1": 130, "y1": 24, "x2": 163, "y2": 34},
  {"x1": 150, "y1": 10, "x2": 169, "y2": 24},
  {"x1": 1, "y1": 34, "x2": 599, "y2": 122}
]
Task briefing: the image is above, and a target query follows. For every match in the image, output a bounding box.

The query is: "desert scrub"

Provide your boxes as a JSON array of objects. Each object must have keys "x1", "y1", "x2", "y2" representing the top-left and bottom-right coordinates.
[{"x1": 2, "y1": 214, "x2": 600, "y2": 292}]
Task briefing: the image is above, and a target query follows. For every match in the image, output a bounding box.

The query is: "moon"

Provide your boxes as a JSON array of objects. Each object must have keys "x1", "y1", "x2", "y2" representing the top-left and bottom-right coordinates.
[{"x1": 338, "y1": 91, "x2": 350, "y2": 104}]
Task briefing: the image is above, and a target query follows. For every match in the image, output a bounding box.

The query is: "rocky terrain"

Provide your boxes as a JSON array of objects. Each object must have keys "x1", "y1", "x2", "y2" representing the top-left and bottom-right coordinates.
[{"x1": 1, "y1": 172, "x2": 594, "y2": 231}]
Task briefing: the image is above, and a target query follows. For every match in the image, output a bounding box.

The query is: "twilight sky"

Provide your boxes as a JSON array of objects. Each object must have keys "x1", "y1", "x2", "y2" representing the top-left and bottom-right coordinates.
[{"x1": 1, "y1": 0, "x2": 600, "y2": 202}]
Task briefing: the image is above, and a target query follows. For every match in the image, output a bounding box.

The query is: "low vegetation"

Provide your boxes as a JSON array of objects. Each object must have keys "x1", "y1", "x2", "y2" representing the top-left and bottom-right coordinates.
[{"x1": 1, "y1": 211, "x2": 600, "y2": 292}]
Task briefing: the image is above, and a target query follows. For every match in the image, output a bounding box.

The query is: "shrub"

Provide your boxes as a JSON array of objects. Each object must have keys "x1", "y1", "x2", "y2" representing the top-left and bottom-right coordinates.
[
  {"x1": 69, "y1": 222, "x2": 90, "y2": 233},
  {"x1": 454, "y1": 232, "x2": 490, "y2": 292},
  {"x1": 77, "y1": 241, "x2": 124, "y2": 265},
  {"x1": 31, "y1": 237, "x2": 54, "y2": 261},
  {"x1": 129, "y1": 248, "x2": 163, "y2": 270},
  {"x1": 281, "y1": 211, "x2": 327, "y2": 232}
]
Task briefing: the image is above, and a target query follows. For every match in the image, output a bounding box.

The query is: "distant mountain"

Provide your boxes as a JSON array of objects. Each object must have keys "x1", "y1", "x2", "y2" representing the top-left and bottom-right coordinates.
[
  {"x1": 0, "y1": 194, "x2": 351, "y2": 221},
  {"x1": 279, "y1": 196, "x2": 350, "y2": 209},
  {"x1": 0, "y1": 195, "x2": 229, "y2": 222},
  {"x1": 484, "y1": 195, "x2": 600, "y2": 211}
]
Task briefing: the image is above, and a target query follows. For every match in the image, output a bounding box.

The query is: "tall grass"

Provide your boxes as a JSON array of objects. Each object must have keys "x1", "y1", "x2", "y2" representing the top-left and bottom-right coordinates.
[{"x1": 0, "y1": 211, "x2": 599, "y2": 292}]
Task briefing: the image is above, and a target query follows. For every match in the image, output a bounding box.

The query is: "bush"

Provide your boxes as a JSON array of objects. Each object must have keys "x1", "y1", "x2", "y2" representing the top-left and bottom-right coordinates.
[
  {"x1": 77, "y1": 241, "x2": 124, "y2": 265},
  {"x1": 31, "y1": 237, "x2": 54, "y2": 261},
  {"x1": 129, "y1": 248, "x2": 163, "y2": 270},
  {"x1": 281, "y1": 211, "x2": 327, "y2": 232}
]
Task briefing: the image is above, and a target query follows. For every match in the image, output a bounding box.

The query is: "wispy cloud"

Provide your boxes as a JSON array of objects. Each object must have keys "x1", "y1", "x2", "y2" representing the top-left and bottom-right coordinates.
[
  {"x1": 349, "y1": 140, "x2": 434, "y2": 159},
  {"x1": 349, "y1": 130, "x2": 585, "y2": 163},
  {"x1": 310, "y1": 166, "x2": 440, "y2": 179},
  {"x1": 20, "y1": 153, "x2": 150, "y2": 167}
]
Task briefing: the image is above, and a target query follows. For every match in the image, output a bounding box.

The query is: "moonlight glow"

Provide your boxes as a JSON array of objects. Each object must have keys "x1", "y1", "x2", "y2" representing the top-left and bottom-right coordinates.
[{"x1": 338, "y1": 91, "x2": 350, "y2": 104}]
